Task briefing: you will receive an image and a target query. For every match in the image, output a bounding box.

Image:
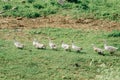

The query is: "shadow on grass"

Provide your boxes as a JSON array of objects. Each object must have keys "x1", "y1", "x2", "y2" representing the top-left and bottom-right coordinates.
[
  {"x1": 104, "y1": 53, "x2": 120, "y2": 57},
  {"x1": 73, "y1": 50, "x2": 87, "y2": 54}
]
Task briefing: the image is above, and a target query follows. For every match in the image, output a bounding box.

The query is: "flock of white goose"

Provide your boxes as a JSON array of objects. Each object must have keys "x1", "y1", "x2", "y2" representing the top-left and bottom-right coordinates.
[
  {"x1": 13, "y1": 37, "x2": 82, "y2": 52},
  {"x1": 13, "y1": 37, "x2": 118, "y2": 55},
  {"x1": 91, "y1": 40, "x2": 118, "y2": 56}
]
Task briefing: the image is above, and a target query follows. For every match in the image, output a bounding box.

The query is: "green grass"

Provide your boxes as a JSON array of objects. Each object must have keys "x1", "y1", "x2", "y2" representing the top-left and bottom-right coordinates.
[
  {"x1": 0, "y1": 0, "x2": 120, "y2": 21},
  {"x1": 0, "y1": 27, "x2": 120, "y2": 80}
]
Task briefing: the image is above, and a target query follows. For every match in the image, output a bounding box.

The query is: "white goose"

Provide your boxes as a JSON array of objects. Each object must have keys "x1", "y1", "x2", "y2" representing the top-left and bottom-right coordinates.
[
  {"x1": 72, "y1": 41, "x2": 82, "y2": 52},
  {"x1": 14, "y1": 37, "x2": 24, "y2": 49},
  {"x1": 48, "y1": 38, "x2": 57, "y2": 50},
  {"x1": 104, "y1": 40, "x2": 118, "y2": 54},
  {"x1": 33, "y1": 38, "x2": 46, "y2": 49},
  {"x1": 61, "y1": 40, "x2": 71, "y2": 51},
  {"x1": 91, "y1": 44, "x2": 105, "y2": 56}
]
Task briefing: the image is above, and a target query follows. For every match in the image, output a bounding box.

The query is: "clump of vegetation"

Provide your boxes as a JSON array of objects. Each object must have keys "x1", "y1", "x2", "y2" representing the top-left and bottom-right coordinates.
[
  {"x1": 75, "y1": 3, "x2": 89, "y2": 10},
  {"x1": 3, "y1": 4, "x2": 12, "y2": 10},
  {"x1": 66, "y1": 0, "x2": 81, "y2": 3},
  {"x1": 33, "y1": 3, "x2": 44, "y2": 9},
  {"x1": 27, "y1": 0, "x2": 35, "y2": 3},
  {"x1": 0, "y1": 0, "x2": 120, "y2": 21},
  {"x1": 40, "y1": 7, "x2": 58, "y2": 17},
  {"x1": 108, "y1": 30, "x2": 120, "y2": 37},
  {"x1": 25, "y1": 12, "x2": 41, "y2": 18}
]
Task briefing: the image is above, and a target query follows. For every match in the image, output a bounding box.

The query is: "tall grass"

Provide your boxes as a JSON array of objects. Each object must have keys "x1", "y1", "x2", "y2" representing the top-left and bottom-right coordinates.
[
  {"x1": 96, "y1": 67, "x2": 120, "y2": 80},
  {"x1": 0, "y1": 0, "x2": 120, "y2": 21}
]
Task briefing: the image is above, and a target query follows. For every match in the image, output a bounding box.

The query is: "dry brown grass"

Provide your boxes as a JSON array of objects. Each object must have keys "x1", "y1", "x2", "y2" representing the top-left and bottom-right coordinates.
[{"x1": 0, "y1": 15, "x2": 120, "y2": 31}]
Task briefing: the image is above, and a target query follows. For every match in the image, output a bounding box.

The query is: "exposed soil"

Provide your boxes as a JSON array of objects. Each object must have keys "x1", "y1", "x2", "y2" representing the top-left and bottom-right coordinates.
[{"x1": 0, "y1": 15, "x2": 120, "y2": 31}]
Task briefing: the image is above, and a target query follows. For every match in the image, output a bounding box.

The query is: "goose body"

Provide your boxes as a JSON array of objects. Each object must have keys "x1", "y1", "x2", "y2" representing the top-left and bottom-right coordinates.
[
  {"x1": 14, "y1": 39, "x2": 24, "y2": 49},
  {"x1": 104, "y1": 44, "x2": 118, "y2": 54},
  {"x1": 33, "y1": 39, "x2": 46, "y2": 49},
  {"x1": 92, "y1": 44, "x2": 104, "y2": 56},
  {"x1": 104, "y1": 40, "x2": 118, "y2": 54},
  {"x1": 72, "y1": 41, "x2": 82, "y2": 52},
  {"x1": 49, "y1": 40, "x2": 57, "y2": 50},
  {"x1": 35, "y1": 43, "x2": 46, "y2": 49},
  {"x1": 61, "y1": 41, "x2": 71, "y2": 51}
]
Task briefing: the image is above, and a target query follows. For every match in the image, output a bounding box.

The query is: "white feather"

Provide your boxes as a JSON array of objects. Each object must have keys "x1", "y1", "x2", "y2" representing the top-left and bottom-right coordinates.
[
  {"x1": 104, "y1": 40, "x2": 118, "y2": 53},
  {"x1": 33, "y1": 39, "x2": 46, "y2": 49},
  {"x1": 61, "y1": 41, "x2": 70, "y2": 51},
  {"x1": 14, "y1": 39, "x2": 24, "y2": 49},
  {"x1": 49, "y1": 40, "x2": 57, "y2": 50},
  {"x1": 72, "y1": 41, "x2": 82, "y2": 52}
]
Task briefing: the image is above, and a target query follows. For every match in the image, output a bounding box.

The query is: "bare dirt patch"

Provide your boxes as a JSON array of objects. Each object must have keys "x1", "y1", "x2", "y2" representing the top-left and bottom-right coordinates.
[{"x1": 0, "y1": 15, "x2": 120, "y2": 31}]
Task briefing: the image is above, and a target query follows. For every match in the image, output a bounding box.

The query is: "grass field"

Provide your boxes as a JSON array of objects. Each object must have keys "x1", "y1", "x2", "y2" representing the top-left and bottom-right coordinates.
[
  {"x1": 0, "y1": 0, "x2": 120, "y2": 80},
  {"x1": 0, "y1": 27, "x2": 120, "y2": 80}
]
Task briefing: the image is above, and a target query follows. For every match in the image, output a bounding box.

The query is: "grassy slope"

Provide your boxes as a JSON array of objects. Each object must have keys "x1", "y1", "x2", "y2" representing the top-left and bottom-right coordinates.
[
  {"x1": 0, "y1": 0, "x2": 120, "y2": 21},
  {"x1": 0, "y1": 0, "x2": 120, "y2": 80},
  {"x1": 0, "y1": 27, "x2": 120, "y2": 80}
]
